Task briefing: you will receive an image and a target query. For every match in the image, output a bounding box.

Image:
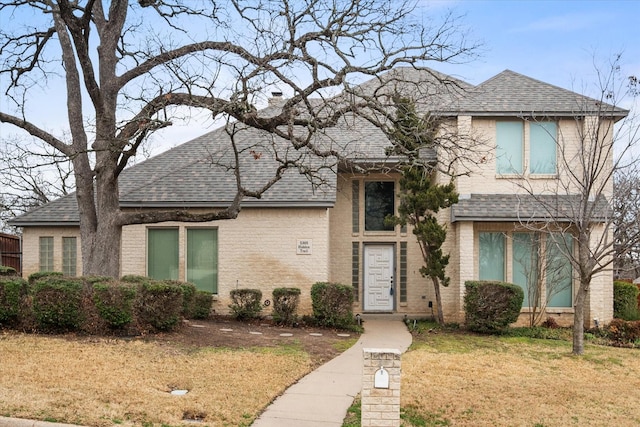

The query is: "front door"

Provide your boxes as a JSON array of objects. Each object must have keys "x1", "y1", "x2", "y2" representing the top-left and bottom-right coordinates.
[{"x1": 364, "y1": 244, "x2": 395, "y2": 311}]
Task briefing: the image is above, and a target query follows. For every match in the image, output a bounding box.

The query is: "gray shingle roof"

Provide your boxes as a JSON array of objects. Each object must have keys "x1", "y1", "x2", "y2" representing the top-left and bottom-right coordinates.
[
  {"x1": 10, "y1": 67, "x2": 626, "y2": 226},
  {"x1": 451, "y1": 194, "x2": 611, "y2": 223},
  {"x1": 449, "y1": 70, "x2": 628, "y2": 118}
]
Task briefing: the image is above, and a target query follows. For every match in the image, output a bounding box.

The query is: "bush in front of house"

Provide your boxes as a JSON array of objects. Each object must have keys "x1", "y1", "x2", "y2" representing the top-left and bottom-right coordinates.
[
  {"x1": 134, "y1": 279, "x2": 184, "y2": 331},
  {"x1": 229, "y1": 288, "x2": 263, "y2": 320},
  {"x1": 31, "y1": 276, "x2": 85, "y2": 331},
  {"x1": 163, "y1": 280, "x2": 198, "y2": 319},
  {"x1": 28, "y1": 271, "x2": 63, "y2": 285},
  {"x1": 192, "y1": 290, "x2": 213, "y2": 319},
  {"x1": 0, "y1": 266, "x2": 17, "y2": 276},
  {"x1": 613, "y1": 281, "x2": 640, "y2": 321},
  {"x1": 272, "y1": 287, "x2": 301, "y2": 326},
  {"x1": 0, "y1": 277, "x2": 27, "y2": 325},
  {"x1": 464, "y1": 280, "x2": 524, "y2": 333},
  {"x1": 93, "y1": 280, "x2": 138, "y2": 329},
  {"x1": 604, "y1": 318, "x2": 640, "y2": 344},
  {"x1": 310, "y1": 282, "x2": 355, "y2": 329}
]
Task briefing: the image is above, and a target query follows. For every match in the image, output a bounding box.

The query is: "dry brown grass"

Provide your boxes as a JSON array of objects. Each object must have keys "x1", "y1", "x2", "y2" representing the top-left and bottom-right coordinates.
[
  {"x1": 0, "y1": 332, "x2": 312, "y2": 426},
  {"x1": 403, "y1": 333, "x2": 640, "y2": 426}
]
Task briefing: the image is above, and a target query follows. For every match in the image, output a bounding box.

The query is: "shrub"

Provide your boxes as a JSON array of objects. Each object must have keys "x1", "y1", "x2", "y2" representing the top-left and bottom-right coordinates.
[
  {"x1": 93, "y1": 280, "x2": 137, "y2": 329},
  {"x1": 605, "y1": 318, "x2": 640, "y2": 344},
  {"x1": 28, "y1": 271, "x2": 63, "y2": 285},
  {"x1": 229, "y1": 289, "x2": 263, "y2": 320},
  {"x1": 120, "y1": 275, "x2": 150, "y2": 284},
  {"x1": 135, "y1": 279, "x2": 184, "y2": 331},
  {"x1": 192, "y1": 291, "x2": 214, "y2": 319},
  {"x1": 31, "y1": 276, "x2": 84, "y2": 331},
  {"x1": 163, "y1": 280, "x2": 197, "y2": 319},
  {"x1": 272, "y1": 287, "x2": 301, "y2": 325},
  {"x1": 613, "y1": 281, "x2": 640, "y2": 321},
  {"x1": 0, "y1": 277, "x2": 27, "y2": 324},
  {"x1": 464, "y1": 281, "x2": 524, "y2": 333},
  {"x1": 311, "y1": 282, "x2": 355, "y2": 329},
  {"x1": 0, "y1": 266, "x2": 17, "y2": 276}
]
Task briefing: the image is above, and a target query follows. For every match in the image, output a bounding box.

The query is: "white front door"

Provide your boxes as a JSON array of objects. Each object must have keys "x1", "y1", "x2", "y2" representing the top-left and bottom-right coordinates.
[{"x1": 364, "y1": 244, "x2": 395, "y2": 311}]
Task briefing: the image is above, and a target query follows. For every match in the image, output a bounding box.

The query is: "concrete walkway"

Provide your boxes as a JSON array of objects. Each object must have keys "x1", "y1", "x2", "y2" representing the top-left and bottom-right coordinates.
[
  {"x1": 251, "y1": 315, "x2": 412, "y2": 427},
  {"x1": 0, "y1": 316, "x2": 411, "y2": 427}
]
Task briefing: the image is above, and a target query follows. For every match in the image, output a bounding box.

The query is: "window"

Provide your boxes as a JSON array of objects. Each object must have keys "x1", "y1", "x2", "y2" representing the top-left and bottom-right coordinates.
[
  {"x1": 479, "y1": 232, "x2": 505, "y2": 281},
  {"x1": 530, "y1": 122, "x2": 557, "y2": 174},
  {"x1": 365, "y1": 181, "x2": 394, "y2": 231},
  {"x1": 39, "y1": 236, "x2": 54, "y2": 272},
  {"x1": 187, "y1": 228, "x2": 218, "y2": 293},
  {"x1": 148, "y1": 228, "x2": 179, "y2": 280},
  {"x1": 62, "y1": 237, "x2": 77, "y2": 276},
  {"x1": 479, "y1": 231, "x2": 573, "y2": 309},
  {"x1": 512, "y1": 233, "x2": 539, "y2": 307},
  {"x1": 496, "y1": 121, "x2": 524, "y2": 174},
  {"x1": 496, "y1": 120, "x2": 557, "y2": 175},
  {"x1": 546, "y1": 233, "x2": 573, "y2": 308}
]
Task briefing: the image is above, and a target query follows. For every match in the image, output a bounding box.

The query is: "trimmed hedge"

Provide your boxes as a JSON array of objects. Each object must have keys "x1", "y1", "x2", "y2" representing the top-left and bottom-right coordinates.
[
  {"x1": 0, "y1": 277, "x2": 27, "y2": 324},
  {"x1": 93, "y1": 280, "x2": 137, "y2": 329},
  {"x1": 310, "y1": 282, "x2": 355, "y2": 329},
  {"x1": 613, "y1": 281, "x2": 640, "y2": 321},
  {"x1": 135, "y1": 279, "x2": 184, "y2": 331},
  {"x1": 464, "y1": 280, "x2": 524, "y2": 333},
  {"x1": 28, "y1": 271, "x2": 63, "y2": 285},
  {"x1": 32, "y1": 276, "x2": 84, "y2": 331},
  {"x1": 272, "y1": 287, "x2": 301, "y2": 326},
  {"x1": 192, "y1": 291, "x2": 213, "y2": 319},
  {"x1": 229, "y1": 289, "x2": 263, "y2": 320},
  {"x1": 0, "y1": 266, "x2": 17, "y2": 276}
]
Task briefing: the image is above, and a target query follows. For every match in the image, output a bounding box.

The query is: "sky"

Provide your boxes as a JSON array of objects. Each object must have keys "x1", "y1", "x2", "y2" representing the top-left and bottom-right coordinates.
[
  {"x1": 1, "y1": 0, "x2": 638, "y2": 154},
  {"x1": 153, "y1": 0, "x2": 640, "y2": 150}
]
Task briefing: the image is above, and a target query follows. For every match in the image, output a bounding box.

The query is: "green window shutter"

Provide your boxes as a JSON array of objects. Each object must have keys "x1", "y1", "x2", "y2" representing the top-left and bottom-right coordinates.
[
  {"x1": 530, "y1": 121, "x2": 557, "y2": 174},
  {"x1": 546, "y1": 233, "x2": 573, "y2": 308},
  {"x1": 39, "y1": 237, "x2": 54, "y2": 272},
  {"x1": 148, "y1": 228, "x2": 179, "y2": 281},
  {"x1": 62, "y1": 237, "x2": 77, "y2": 276},
  {"x1": 496, "y1": 121, "x2": 523, "y2": 174},
  {"x1": 479, "y1": 232, "x2": 505, "y2": 281},
  {"x1": 352, "y1": 181, "x2": 360, "y2": 233},
  {"x1": 352, "y1": 242, "x2": 359, "y2": 302},
  {"x1": 187, "y1": 228, "x2": 218, "y2": 294},
  {"x1": 364, "y1": 181, "x2": 395, "y2": 231},
  {"x1": 512, "y1": 233, "x2": 539, "y2": 307}
]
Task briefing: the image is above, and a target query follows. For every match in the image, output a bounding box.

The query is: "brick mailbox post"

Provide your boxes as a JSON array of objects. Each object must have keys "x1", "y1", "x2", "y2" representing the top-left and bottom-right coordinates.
[{"x1": 361, "y1": 348, "x2": 401, "y2": 426}]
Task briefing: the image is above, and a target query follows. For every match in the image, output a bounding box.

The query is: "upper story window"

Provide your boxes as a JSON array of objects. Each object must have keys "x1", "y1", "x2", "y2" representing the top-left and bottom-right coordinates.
[
  {"x1": 496, "y1": 120, "x2": 557, "y2": 176},
  {"x1": 364, "y1": 181, "x2": 395, "y2": 231}
]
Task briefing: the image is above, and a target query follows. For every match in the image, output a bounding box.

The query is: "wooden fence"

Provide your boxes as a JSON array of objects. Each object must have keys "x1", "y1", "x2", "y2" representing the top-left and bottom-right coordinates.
[{"x1": 0, "y1": 233, "x2": 21, "y2": 274}]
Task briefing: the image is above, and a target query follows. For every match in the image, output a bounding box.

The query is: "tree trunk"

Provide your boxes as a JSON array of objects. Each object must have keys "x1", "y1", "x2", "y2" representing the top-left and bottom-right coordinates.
[
  {"x1": 432, "y1": 276, "x2": 445, "y2": 324},
  {"x1": 80, "y1": 167, "x2": 123, "y2": 278},
  {"x1": 572, "y1": 281, "x2": 589, "y2": 355}
]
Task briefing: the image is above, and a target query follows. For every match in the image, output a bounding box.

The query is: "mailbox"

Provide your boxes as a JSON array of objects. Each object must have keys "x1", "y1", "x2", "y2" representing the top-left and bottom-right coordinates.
[{"x1": 374, "y1": 366, "x2": 390, "y2": 389}]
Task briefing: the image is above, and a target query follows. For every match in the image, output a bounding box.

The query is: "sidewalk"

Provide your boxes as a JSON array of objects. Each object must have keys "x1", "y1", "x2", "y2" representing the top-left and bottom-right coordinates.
[{"x1": 251, "y1": 315, "x2": 412, "y2": 427}]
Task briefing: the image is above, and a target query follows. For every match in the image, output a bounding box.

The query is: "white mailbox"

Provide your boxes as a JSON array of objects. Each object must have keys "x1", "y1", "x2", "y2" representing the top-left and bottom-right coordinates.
[{"x1": 374, "y1": 366, "x2": 390, "y2": 389}]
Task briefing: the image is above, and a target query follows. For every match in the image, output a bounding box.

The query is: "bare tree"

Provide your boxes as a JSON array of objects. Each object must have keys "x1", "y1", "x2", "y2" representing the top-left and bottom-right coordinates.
[
  {"x1": 0, "y1": 136, "x2": 74, "y2": 232},
  {"x1": 613, "y1": 166, "x2": 640, "y2": 280},
  {"x1": 0, "y1": 0, "x2": 476, "y2": 277},
  {"x1": 514, "y1": 56, "x2": 639, "y2": 354}
]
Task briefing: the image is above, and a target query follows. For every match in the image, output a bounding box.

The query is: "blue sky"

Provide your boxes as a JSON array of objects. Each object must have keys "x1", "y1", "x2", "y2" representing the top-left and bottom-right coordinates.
[
  {"x1": 1, "y1": 1, "x2": 638, "y2": 152},
  {"x1": 155, "y1": 0, "x2": 639, "y2": 148},
  {"x1": 430, "y1": 0, "x2": 638, "y2": 93}
]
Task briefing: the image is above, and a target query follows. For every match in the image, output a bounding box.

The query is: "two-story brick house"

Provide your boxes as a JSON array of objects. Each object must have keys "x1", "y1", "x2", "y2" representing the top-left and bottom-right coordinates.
[{"x1": 10, "y1": 68, "x2": 626, "y2": 326}]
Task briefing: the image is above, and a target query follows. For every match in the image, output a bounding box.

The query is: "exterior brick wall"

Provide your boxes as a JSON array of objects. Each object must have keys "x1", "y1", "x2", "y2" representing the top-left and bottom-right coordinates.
[{"x1": 21, "y1": 227, "x2": 82, "y2": 278}]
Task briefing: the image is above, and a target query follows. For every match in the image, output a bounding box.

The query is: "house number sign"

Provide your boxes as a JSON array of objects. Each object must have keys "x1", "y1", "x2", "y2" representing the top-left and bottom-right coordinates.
[{"x1": 297, "y1": 239, "x2": 312, "y2": 255}]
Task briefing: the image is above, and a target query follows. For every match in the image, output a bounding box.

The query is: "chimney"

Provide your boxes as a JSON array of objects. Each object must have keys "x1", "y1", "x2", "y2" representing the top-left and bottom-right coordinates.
[{"x1": 269, "y1": 91, "x2": 284, "y2": 106}]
